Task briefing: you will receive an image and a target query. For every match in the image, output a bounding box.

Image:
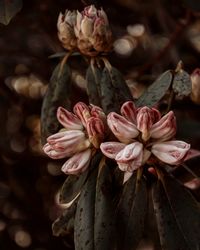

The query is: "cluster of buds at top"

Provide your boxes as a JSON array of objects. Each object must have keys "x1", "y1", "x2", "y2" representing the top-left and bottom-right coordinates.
[
  {"x1": 57, "y1": 5, "x2": 112, "y2": 56},
  {"x1": 43, "y1": 101, "x2": 192, "y2": 181},
  {"x1": 43, "y1": 102, "x2": 106, "y2": 175}
]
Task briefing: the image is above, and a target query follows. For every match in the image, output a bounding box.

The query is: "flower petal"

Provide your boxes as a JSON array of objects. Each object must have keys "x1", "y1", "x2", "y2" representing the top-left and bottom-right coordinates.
[
  {"x1": 116, "y1": 142, "x2": 143, "y2": 173},
  {"x1": 100, "y1": 142, "x2": 126, "y2": 159},
  {"x1": 136, "y1": 106, "x2": 161, "y2": 141},
  {"x1": 151, "y1": 140, "x2": 190, "y2": 165},
  {"x1": 107, "y1": 112, "x2": 139, "y2": 143},
  {"x1": 120, "y1": 101, "x2": 137, "y2": 124},
  {"x1": 73, "y1": 102, "x2": 91, "y2": 127},
  {"x1": 86, "y1": 117, "x2": 104, "y2": 148},
  {"x1": 150, "y1": 111, "x2": 176, "y2": 141},
  {"x1": 61, "y1": 149, "x2": 92, "y2": 175},
  {"x1": 57, "y1": 107, "x2": 83, "y2": 130},
  {"x1": 46, "y1": 130, "x2": 90, "y2": 157},
  {"x1": 115, "y1": 142, "x2": 143, "y2": 163},
  {"x1": 43, "y1": 143, "x2": 69, "y2": 159}
]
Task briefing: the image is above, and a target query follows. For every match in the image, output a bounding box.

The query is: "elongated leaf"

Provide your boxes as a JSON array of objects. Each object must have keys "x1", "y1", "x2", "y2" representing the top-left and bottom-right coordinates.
[
  {"x1": 0, "y1": 0, "x2": 22, "y2": 25},
  {"x1": 74, "y1": 167, "x2": 98, "y2": 250},
  {"x1": 41, "y1": 62, "x2": 72, "y2": 144},
  {"x1": 86, "y1": 65, "x2": 102, "y2": 106},
  {"x1": 60, "y1": 153, "x2": 102, "y2": 204},
  {"x1": 152, "y1": 180, "x2": 189, "y2": 250},
  {"x1": 109, "y1": 67, "x2": 133, "y2": 105},
  {"x1": 161, "y1": 174, "x2": 200, "y2": 249},
  {"x1": 59, "y1": 171, "x2": 89, "y2": 204},
  {"x1": 100, "y1": 67, "x2": 120, "y2": 114},
  {"x1": 116, "y1": 171, "x2": 148, "y2": 250},
  {"x1": 94, "y1": 159, "x2": 115, "y2": 250},
  {"x1": 172, "y1": 69, "x2": 191, "y2": 96},
  {"x1": 52, "y1": 201, "x2": 77, "y2": 236},
  {"x1": 136, "y1": 70, "x2": 173, "y2": 107}
]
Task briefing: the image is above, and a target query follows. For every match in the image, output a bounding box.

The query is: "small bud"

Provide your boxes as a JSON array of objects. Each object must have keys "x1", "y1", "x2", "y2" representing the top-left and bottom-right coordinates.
[
  {"x1": 190, "y1": 68, "x2": 200, "y2": 104},
  {"x1": 57, "y1": 10, "x2": 77, "y2": 50},
  {"x1": 75, "y1": 5, "x2": 112, "y2": 56},
  {"x1": 86, "y1": 117, "x2": 104, "y2": 148}
]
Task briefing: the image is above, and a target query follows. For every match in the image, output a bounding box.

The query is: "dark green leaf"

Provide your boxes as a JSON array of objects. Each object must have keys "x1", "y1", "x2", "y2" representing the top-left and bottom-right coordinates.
[
  {"x1": 59, "y1": 171, "x2": 89, "y2": 204},
  {"x1": 86, "y1": 65, "x2": 102, "y2": 106},
  {"x1": 172, "y1": 69, "x2": 191, "y2": 96},
  {"x1": 52, "y1": 201, "x2": 77, "y2": 236},
  {"x1": 100, "y1": 67, "x2": 120, "y2": 114},
  {"x1": 161, "y1": 174, "x2": 200, "y2": 249},
  {"x1": 0, "y1": 0, "x2": 22, "y2": 25},
  {"x1": 152, "y1": 180, "x2": 189, "y2": 250},
  {"x1": 182, "y1": 0, "x2": 200, "y2": 12},
  {"x1": 109, "y1": 67, "x2": 133, "y2": 105},
  {"x1": 94, "y1": 159, "x2": 115, "y2": 250},
  {"x1": 116, "y1": 171, "x2": 148, "y2": 250},
  {"x1": 136, "y1": 70, "x2": 173, "y2": 107},
  {"x1": 74, "y1": 167, "x2": 98, "y2": 250},
  {"x1": 41, "y1": 62, "x2": 72, "y2": 144},
  {"x1": 60, "y1": 152, "x2": 102, "y2": 204}
]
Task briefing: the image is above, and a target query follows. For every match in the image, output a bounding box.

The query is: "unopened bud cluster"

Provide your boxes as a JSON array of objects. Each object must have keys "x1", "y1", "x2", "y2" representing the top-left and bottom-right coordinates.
[
  {"x1": 57, "y1": 5, "x2": 112, "y2": 56},
  {"x1": 43, "y1": 101, "x2": 192, "y2": 182}
]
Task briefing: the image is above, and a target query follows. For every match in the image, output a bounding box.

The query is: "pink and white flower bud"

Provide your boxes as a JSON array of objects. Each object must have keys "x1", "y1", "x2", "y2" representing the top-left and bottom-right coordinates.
[
  {"x1": 151, "y1": 140, "x2": 190, "y2": 165},
  {"x1": 150, "y1": 111, "x2": 176, "y2": 141},
  {"x1": 190, "y1": 68, "x2": 200, "y2": 104},
  {"x1": 136, "y1": 107, "x2": 161, "y2": 141},
  {"x1": 57, "y1": 10, "x2": 77, "y2": 50},
  {"x1": 120, "y1": 101, "x2": 137, "y2": 123},
  {"x1": 86, "y1": 117, "x2": 104, "y2": 148},
  {"x1": 100, "y1": 142, "x2": 126, "y2": 159},
  {"x1": 46, "y1": 130, "x2": 90, "y2": 157},
  {"x1": 73, "y1": 102, "x2": 91, "y2": 127},
  {"x1": 61, "y1": 149, "x2": 92, "y2": 175},
  {"x1": 90, "y1": 104, "x2": 106, "y2": 122},
  {"x1": 57, "y1": 107, "x2": 83, "y2": 130},
  {"x1": 107, "y1": 112, "x2": 139, "y2": 143},
  {"x1": 75, "y1": 5, "x2": 112, "y2": 56}
]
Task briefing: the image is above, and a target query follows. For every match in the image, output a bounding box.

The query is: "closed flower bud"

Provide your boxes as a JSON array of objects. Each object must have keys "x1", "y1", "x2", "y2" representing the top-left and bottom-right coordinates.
[
  {"x1": 75, "y1": 5, "x2": 112, "y2": 56},
  {"x1": 86, "y1": 117, "x2": 104, "y2": 148},
  {"x1": 57, "y1": 10, "x2": 77, "y2": 50},
  {"x1": 190, "y1": 68, "x2": 200, "y2": 104},
  {"x1": 136, "y1": 107, "x2": 161, "y2": 141}
]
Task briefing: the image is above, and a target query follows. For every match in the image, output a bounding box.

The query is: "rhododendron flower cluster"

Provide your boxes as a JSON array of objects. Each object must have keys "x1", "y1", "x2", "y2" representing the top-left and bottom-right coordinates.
[
  {"x1": 43, "y1": 101, "x2": 191, "y2": 180},
  {"x1": 100, "y1": 101, "x2": 190, "y2": 181},
  {"x1": 43, "y1": 102, "x2": 105, "y2": 175}
]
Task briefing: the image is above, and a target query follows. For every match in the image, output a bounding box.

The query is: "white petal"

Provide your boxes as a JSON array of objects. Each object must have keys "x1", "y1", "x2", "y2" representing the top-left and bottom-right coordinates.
[
  {"x1": 100, "y1": 142, "x2": 125, "y2": 159},
  {"x1": 151, "y1": 140, "x2": 190, "y2": 165},
  {"x1": 61, "y1": 149, "x2": 92, "y2": 175},
  {"x1": 107, "y1": 112, "x2": 139, "y2": 143},
  {"x1": 57, "y1": 106, "x2": 83, "y2": 130}
]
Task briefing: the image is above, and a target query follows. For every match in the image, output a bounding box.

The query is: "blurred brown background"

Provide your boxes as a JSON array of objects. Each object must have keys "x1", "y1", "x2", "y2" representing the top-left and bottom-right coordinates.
[{"x1": 0, "y1": 0, "x2": 200, "y2": 249}]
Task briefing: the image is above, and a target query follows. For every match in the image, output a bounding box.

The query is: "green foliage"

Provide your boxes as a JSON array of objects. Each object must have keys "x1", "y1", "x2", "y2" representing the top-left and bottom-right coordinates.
[
  {"x1": 0, "y1": 0, "x2": 22, "y2": 25},
  {"x1": 136, "y1": 70, "x2": 173, "y2": 107},
  {"x1": 172, "y1": 69, "x2": 191, "y2": 96},
  {"x1": 116, "y1": 170, "x2": 148, "y2": 250},
  {"x1": 153, "y1": 171, "x2": 200, "y2": 250},
  {"x1": 94, "y1": 159, "x2": 115, "y2": 250},
  {"x1": 41, "y1": 62, "x2": 72, "y2": 144}
]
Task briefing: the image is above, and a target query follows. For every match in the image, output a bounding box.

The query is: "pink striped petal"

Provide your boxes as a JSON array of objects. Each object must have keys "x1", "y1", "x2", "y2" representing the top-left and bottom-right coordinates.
[
  {"x1": 100, "y1": 142, "x2": 126, "y2": 159},
  {"x1": 150, "y1": 111, "x2": 176, "y2": 141},
  {"x1": 57, "y1": 107, "x2": 83, "y2": 130},
  {"x1": 73, "y1": 102, "x2": 91, "y2": 127},
  {"x1": 107, "y1": 112, "x2": 139, "y2": 143},
  {"x1": 61, "y1": 149, "x2": 92, "y2": 175},
  {"x1": 151, "y1": 140, "x2": 190, "y2": 165},
  {"x1": 136, "y1": 107, "x2": 161, "y2": 141},
  {"x1": 86, "y1": 117, "x2": 104, "y2": 148},
  {"x1": 120, "y1": 101, "x2": 137, "y2": 123}
]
